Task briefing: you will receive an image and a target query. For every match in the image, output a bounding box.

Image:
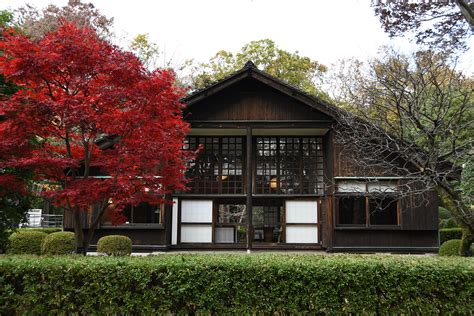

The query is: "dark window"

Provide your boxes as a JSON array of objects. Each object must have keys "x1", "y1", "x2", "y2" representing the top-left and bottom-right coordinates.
[
  {"x1": 337, "y1": 196, "x2": 366, "y2": 225},
  {"x1": 369, "y1": 198, "x2": 398, "y2": 225},
  {"x1": 184, "y1": 137, "x2": 244, "y2": 194},
  {"x1": 255, "y1": 137, "x2": 324, "y2": 194},
  {"x1": 122, "y1": 202, "x2": 162, "y2": 224},
  {"x1": 253, "y1": 200, "x2": 284, "y2": 243}
]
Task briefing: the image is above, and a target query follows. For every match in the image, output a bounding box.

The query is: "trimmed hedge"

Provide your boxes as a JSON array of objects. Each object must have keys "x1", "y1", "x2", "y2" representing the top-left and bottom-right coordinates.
[
  {"x1": 6, "y1": 231, "x2": 47, "y2": 255},
  {"x1": 97, "y1": 235, "x2": 132, "y2": 256},
  {"x1": 20, "y1": 228, "x2": 62, "y2": 234},
  {"x1": 439, "y1": 239, "x2": 462, "y2": 256},
  {"x1": 440, "y1": 228, "x2": 463, "y2": 244},
  {"x1": 41, "y1": 232, "x2": 76, "y2": 255},
  {"x1": 0, "y1": 255, "x2": 472, "y2": 314}
]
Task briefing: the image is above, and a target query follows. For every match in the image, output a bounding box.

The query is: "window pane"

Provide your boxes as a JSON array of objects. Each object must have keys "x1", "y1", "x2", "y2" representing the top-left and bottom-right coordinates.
[
  {"x1": 337, "y1": 197, "x2": 366, "y2": 225},
  {"x1": 369, "y1": 198, "x2": 398, "y2": 225},
  {"x1": 253, "y1": 204, "x2": 283, "y2": 243},
  {"x1": 184, "y1": 137, "x2": 244, "y2": 194},
  {"x1": 215, "y1": 226, "x2": 246, "y2": 243},
  {"x1": 217, "y1": 204, "x2": 247, "y2": 224},
  {"x1": 122, "y1": 203, "x2": 160, "y2": 224}
]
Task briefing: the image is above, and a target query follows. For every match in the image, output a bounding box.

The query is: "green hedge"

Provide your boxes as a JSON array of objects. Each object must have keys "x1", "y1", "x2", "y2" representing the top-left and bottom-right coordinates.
[
  {"x1": 41, "y1": 232, "x2": 76, "y2": 255},
  {"x1": 97, "y1": 235, "x2": 132, "y2": 256},
  {"x1": 19, "y1": 228, "x2": 62, "y2": 234},
  {"x1": 6, "y1": 231, "x2": 47, "y2": 255},
  {"x1": 0, "y1": 255, "x2": 472, "y2": 314},
  {"x1": 440, "y1": 228, "x2": 463, "y2": 244}
]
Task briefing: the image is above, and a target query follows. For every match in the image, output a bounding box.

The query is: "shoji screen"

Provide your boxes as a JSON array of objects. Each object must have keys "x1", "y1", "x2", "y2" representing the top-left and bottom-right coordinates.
[
  {"x1": 285, "y1": 201, "x2": 318, "y2": 243},
  {"x1": 180, "y1": 200, "x2": 213, "y2": 243}
]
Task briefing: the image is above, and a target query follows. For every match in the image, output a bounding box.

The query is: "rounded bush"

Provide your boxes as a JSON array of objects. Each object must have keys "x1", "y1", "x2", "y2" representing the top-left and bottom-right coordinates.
[
  {"x1": 443, "y1": 218, "x2": 459, "y2": 229},
  {"x1": 7, "y1": 231, "x2": 48, "y2": 255},
  {"x1": 42, "y1": 231, "x2": 76, "y2": 255},
  {"x1": 439, "y1": 239, "x2": 461, "y2": 256},
  {"x1": 97, "y1": 235, "x2": 132, "y2": 256},
  {"x1": 438, "y1": 207, "x2": 451, "y2": 220}
]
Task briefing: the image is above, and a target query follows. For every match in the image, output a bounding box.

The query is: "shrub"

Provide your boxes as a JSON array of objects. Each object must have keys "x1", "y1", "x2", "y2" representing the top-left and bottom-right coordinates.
[
  {"x1": 0, "y1": 255, "x2": 472, "y2": 314},
  {"x1": 439, "y1": 239, "x2": 462, "y2": 256},
  {"x1": 42, "y1": 232, "x2": 76, "y2": 255},
  {"x1": 443, "y1": 218, "x2": 459, "y2": 228},
  {"x1": 440, "y1": 228, "x2": 463, "y2": 244},
  {"x1": 97, "y1": 235, "x2": 132, "y2": 256},
  {"x1": 438, "y1": 207, "x2": 451, "y2": 220},
  {"x1": 7, "y1": 231, "x2": 47, "y2": 255},
  {"x1": 20, "y1": 228, "x2": 62, "y2": 234}
]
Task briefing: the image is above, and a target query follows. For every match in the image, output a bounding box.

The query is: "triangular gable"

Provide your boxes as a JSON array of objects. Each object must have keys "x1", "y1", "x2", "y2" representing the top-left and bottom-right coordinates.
[{"x1": 183, "y1": 61, "x2": 340, "y2": 121}]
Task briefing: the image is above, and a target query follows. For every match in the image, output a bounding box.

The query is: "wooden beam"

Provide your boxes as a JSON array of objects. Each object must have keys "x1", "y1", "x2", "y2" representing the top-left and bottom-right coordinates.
[{"x1": 246, "y1": 126, "x2": 253, "y2": 251}]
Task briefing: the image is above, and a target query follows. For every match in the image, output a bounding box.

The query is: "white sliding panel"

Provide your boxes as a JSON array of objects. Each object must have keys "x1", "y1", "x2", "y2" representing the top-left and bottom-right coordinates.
[
  {"x1": 181, "y1": 200, "x2": 213, "y2": 222},
  {"x1": 215, "y1": 227, "x2": 235, "y2": 243},
  {"x1": 286, "y1": 226, "x2": 318, "y2": 243},
  {"x1": 286, "y1": 201, "x2": 318, "y2": 223},
  {"x1": 181, "y1": 225, "x2": 212, "y2": 243},
  {"x1": 180, "y1": 200, "x2": 213, "y2": 243},
  {"x1": 285, "y1": 201, "x2": 318, "y2": 244}
]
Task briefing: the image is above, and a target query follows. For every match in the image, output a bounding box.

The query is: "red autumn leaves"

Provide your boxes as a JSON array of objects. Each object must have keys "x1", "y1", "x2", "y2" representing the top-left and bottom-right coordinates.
[{"x1": 0, "y1": 22, "x2": 192, "y2": 224}]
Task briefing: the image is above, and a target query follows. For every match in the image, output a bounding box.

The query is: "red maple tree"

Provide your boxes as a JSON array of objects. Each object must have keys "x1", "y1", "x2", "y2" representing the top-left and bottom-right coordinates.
[{"x1": 0, "y1": 22, "x2": 191, "y2": 253}]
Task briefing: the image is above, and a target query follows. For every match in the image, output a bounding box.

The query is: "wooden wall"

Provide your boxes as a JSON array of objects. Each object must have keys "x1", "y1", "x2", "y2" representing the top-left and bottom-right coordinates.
[{"x1": 185, "y1": 79, "x2": 332, "y2": 122}]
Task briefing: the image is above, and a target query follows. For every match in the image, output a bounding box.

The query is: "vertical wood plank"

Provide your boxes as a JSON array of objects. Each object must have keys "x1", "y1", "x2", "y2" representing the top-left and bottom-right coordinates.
[{"x1": 246, "y1": 127, "x2": 253, "y2": 250}]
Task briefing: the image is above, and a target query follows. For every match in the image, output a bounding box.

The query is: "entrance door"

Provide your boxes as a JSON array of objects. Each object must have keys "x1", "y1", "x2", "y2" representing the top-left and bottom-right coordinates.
[{"x1": 285, "y1": 200, "x2": 319, "y2": 243}]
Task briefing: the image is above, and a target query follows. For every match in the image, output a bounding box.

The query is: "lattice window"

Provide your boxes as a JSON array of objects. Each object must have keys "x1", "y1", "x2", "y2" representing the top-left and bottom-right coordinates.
[
  {"x1": 255, "y1": 137, "x2": 278, "y2": 194},
  {"x1": 255, "y1": 137, "x2": 324, "y2": 195},
  {"x1": 184, "y1": 137, "x2": 244, "y2": 194}
]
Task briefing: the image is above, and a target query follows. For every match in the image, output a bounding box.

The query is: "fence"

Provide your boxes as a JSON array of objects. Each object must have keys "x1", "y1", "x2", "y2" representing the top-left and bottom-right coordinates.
[{"x1": 26, "y1": 214, "x2": 63, "y2": 228}]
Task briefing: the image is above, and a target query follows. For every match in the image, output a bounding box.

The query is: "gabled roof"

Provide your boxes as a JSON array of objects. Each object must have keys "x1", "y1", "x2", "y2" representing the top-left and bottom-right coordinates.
[{"x1": 183, "y1": 61, "x2": 341, "y2": 120}]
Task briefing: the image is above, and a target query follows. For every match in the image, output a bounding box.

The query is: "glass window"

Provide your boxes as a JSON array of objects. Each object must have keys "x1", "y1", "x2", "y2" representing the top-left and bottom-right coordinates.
[
  {"x1": 255, "y1": 137, "x2": 324, "y2": 194},
  {"x1": 337, "y1": 197, "x2": 366, "y2": 225},
  {"x1": 122, "y1": 202, "x2": 162, "y2": 224},
  {"x1": 253, "y1": 201, "x2": 284, "y2": 243},
  {"x1": 184, "y1": 137, "x2": 244, "y2": 194},
  {"x1": 215, "y1": 202, "x2": 247, "y2": 244},
  {"x1": 369, "y1": 198, "x2": 398, "y2": 225}
]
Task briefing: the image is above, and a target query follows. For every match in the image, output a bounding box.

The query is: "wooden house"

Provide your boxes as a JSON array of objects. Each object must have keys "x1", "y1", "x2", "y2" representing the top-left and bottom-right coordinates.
[{"x1": 65, "y1": 61, "x2": 439, "y2": 252}]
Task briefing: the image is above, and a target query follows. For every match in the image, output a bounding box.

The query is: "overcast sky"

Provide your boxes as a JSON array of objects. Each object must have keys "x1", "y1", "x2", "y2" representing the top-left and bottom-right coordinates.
[{"x1": 2, "y1": 0, "x2": 473, "y2": 73}]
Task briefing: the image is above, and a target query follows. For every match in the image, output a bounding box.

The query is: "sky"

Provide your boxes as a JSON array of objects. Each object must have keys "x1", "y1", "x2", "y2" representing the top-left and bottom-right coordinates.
[{"x1": 2, "y1": 0, "x2": 473, "y2": 74}]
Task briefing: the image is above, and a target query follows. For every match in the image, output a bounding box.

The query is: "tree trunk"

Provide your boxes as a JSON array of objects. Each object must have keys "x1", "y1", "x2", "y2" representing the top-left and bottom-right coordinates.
[
  {"x1": 436, "y1": 184, "x2": 474, "y2": 256},
  {"x1": 72, "y1": 208, "x2": 86, "y2": 255}
]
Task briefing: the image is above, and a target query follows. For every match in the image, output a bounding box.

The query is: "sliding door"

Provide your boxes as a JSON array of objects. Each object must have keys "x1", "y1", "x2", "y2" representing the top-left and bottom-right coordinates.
[
  {"x1": 180, "y1": 200, "x2": 213, "y2": 243},
  {"x1": 285, "y1": 201, "x2": 318, "y2": 243}
]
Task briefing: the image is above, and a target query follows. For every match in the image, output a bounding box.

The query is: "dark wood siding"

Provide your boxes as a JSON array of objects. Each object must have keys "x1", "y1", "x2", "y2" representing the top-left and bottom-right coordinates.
[
  {"x1": 185, "y1": 79, "x2": 332, "y2": 122},
  {"x1": 333, "y1": 229, "x2": 438, "y2": 249},
  {"x1": 400, "y1": 189, "x2": 438, "y2": 230}
]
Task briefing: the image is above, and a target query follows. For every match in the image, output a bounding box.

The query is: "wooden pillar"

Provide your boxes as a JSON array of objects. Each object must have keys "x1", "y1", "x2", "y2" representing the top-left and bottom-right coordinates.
[
  {"x1": 323, "y1": 129, "x2": 334, "y2": 250},
  {"x1": 164, "y1": 194, "x2": 172, "y2": 247},
  {"x1": 246, "y1": 127, "x2": 253, "y2": 251}
]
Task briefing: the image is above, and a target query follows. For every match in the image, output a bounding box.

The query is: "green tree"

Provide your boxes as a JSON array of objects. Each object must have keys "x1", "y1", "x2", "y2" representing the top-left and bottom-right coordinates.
[
  {"x1": 181, "y1": 39, "x2": 329, "y2": 100},
  {"x1": 129, "y1": 33, "x2": 161, "y2": 70}
]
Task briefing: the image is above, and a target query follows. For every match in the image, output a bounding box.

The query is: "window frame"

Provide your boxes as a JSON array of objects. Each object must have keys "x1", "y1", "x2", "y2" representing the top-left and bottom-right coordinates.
[
  {"x1": 335, "y1": 180, "x2": 400, "y2": 228},
  {"x1": 254, "y1": 136, "x2": 324, "y2": 195}
]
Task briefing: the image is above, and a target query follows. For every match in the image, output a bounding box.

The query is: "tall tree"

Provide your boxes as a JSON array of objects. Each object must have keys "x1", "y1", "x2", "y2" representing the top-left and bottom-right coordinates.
[
  {"x1": 0, "y1": 22, "x2": 192, "y2": 253},
  {"x1": 332, "y1": 49, "x2": 473, "y2": 255},
  {"x1": 14, "y1": 0, "x2": 113, "y2": 40},
  {"x1": 181, "y1": 39, "x2": 329, "y2": 99},
  {"x1": 372, "y1": 0, "x2": 473, "y2": 52}
]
